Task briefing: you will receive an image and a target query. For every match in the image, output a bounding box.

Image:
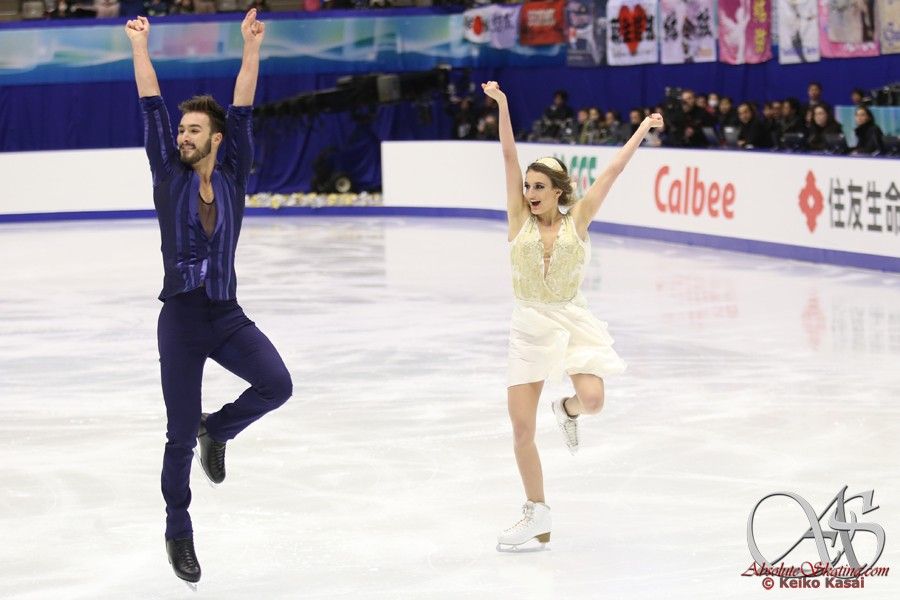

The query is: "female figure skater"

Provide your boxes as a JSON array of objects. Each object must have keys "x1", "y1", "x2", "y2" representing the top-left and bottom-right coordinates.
[{"x1": 481, "y1": 81, "x2": 662, "y2": 550}]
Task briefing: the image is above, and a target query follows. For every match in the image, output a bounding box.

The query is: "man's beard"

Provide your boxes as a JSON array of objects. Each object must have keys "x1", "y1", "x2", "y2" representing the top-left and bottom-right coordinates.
[{"x1": 179, "y1": 139, "x2": 212, "y2": 165}]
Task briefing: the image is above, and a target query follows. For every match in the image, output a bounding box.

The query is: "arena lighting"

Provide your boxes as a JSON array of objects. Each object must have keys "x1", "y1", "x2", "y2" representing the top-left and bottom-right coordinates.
[{"x1": 253, "y1": 65, "x2": 453, "y2": 118}]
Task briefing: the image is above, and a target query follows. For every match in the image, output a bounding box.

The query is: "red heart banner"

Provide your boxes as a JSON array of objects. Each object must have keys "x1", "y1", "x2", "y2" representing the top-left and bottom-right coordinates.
[{"x1": 617, "y1": 4, "x2": 647, "y2": 55}]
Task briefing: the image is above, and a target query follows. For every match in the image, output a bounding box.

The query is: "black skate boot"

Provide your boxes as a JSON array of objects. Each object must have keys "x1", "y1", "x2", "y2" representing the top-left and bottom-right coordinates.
[
  {"x1": 166, "y1": 537, "x2": 201, "y2": 587},
  {"x1": 196, "y1": 413, "x2": 226, "y2": 485}
]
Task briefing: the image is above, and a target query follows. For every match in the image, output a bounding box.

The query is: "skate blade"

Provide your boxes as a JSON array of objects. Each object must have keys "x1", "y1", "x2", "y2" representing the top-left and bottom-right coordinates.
[
  {"x1": 182, "y1": 580, "x2": 199, "y2": 592},
  {"x1": 193, "y1": 448, "x2": 219, "y2": 489},
  {"x1": 496, "y1": 535, "x2": 551, "y2": 553}
]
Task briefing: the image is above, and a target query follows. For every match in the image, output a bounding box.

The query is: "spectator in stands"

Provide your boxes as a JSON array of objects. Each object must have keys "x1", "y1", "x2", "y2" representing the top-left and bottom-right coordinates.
[
  {"x1": 778, "y1": 97, "x2": 807, "y2": 146},
  {"x1": 627, "y1": 108, "x2": 643, "y2": 137},
  {"x1": 807, "y1": 104, "x2": 843, "y2": 152},
  {"x1": 50, "y1": 0, "x2": 70, "y2": 17},
  {"x1": 143, "y1": 0, "x2": 169, "y2": 16},
  {"x1": 247, "y1": 0, "x2": 269, "y2": 11},
  {"x1": 717, "y1": 96, "x2": 739, "y2": 130},
  {"x1": 667, "y1": 89, "x2": 713, "y2": 148},
  {"x1": 575, "y1": 108, "x2": 589, "y2": 131},
  {"x1": 578, "y1": 107, "x2": 602, "y2": 145},
  {"x1": 602, "y1": 110, "x2": 623, "y2": 143},
  {"x1": 852, "y1": 105, "x2": 885, "y2": 155},
  {"x1": 706, "y1": 92, "x2": 720, "y2": 116},
  {"x1": 806, "y1": 82, "x2": 823, "y2": 111},
  {"x1": 451, "y1": 97, "x2": 478, "y2": 140},
  {"x1": 170, "y1": 0, "x2": 195, "y2": 13},
  {"x1": 540, "y1": 90, "x2": 575, "y2": 139},
  {"x1": 736, "y1": 102, "x2": 772, "y2": 149},
  {"x1": 696, "y1": 94, "x2": 709, "y2": 113},
  {"x1": 94, "y1": 0, "x2": 121, "y2": 17},
  {"x1": 850, "y1": 88, "x2": 866, "y2": 105},
  {"x1": 477, "y1": 114, "x2": 499, "y2": 140}
]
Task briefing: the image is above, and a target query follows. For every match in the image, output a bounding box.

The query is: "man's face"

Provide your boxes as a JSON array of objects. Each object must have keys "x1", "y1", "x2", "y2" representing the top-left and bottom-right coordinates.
[
  {"x1": 808, "y1": 84, "x2": 821, "y2": 101},
  {"x1": 681, "y1": 92, "x2": 695, "y2": 111},
  {"x1": 177, "y1": 112, "x2": 214, "y2": 166},
  {"x1": 737, "y1": 105, "x2": 752, "y2": 124},
  {"x1": 720, "y1": 98, "x2": 732, "y2": 113}
]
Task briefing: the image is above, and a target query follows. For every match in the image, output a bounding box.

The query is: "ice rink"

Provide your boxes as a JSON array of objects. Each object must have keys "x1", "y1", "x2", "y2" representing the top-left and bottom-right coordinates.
[{"x1": 1, "y1": 216, "x2": 898, "y2": 599}]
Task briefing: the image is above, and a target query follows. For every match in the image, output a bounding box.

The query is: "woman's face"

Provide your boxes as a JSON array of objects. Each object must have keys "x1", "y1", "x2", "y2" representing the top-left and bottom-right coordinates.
[
  {"x1": 588, "y1": 108, "x2": 600, "y2": 121},
  {"x1": 523, "y1": 170, "x2": 561, "y2": 217},
  {"x1": 855, "y1": 109, "x2": 870, "y2": 126},
  {"x1": 813, "y1": 107, "x2": 828, "y2": 127}
]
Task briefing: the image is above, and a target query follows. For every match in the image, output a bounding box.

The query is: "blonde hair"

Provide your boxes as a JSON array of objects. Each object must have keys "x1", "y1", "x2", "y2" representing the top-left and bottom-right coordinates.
[{"x1": 526, "y1": 157, "x2": 575, "y2": 207}]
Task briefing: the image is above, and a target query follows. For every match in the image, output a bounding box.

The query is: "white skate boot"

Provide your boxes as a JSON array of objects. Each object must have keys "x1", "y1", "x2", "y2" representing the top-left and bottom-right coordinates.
[
  {"x1": 496, "y1": 501, "x2": 551, "y2": 552},
  {"x1": 551, "y1": 397, "x2": 579, "y2": 455}
]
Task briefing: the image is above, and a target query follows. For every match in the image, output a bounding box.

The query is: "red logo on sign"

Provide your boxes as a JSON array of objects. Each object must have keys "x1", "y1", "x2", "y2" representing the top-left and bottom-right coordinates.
[
  {"x1": 618, "y1": 5, "x2": 647, "y2": 55},
  {"x1": 798, "y1": 171, "x2": 824, "y2": 233},
  {"x1": 654, "y1": 166, "x2": 736, "y2": 219},
  {"x1": 472, "y1": 16, "x2": 484, "y2": 36}
]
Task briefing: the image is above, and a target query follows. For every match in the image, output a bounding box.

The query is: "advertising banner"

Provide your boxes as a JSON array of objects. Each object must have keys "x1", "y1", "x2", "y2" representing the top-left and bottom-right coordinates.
[
  {"x1": 660, "y1": 0, "x2": 718, "y2": 64},
  {"x1": 381, "y1": 141, "x2": 899, "y2": 263},
  {"x1": 519, "y1": 0, "x2": 567, "y2": 46},
  {"x1": 606, "y1": 0, "x2": 660, "y2": 65},
  {"x1": 818, "y1": 0, "x2": 880, "y2": 57},
  {"x1": 777, "y1": 0, "x2": 821, "y2": 62},
  {"x1": 719, "y1": 0, "x2": 773, "y2": 64},
  {"x1": 566, "y1": 0, "x2": 609, "y2": 66}
]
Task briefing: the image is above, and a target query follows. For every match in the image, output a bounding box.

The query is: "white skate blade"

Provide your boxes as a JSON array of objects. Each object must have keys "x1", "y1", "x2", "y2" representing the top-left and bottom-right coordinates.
[
  {"x1": 182, "y1": 580, "x2": 199, "y2": 592},
  {"x1": 496, "y1": 534, "x2": 551, "y2": 553},
  {"x1": 193, "y1": 447, "x2": 219, "y2": 489},
  {"x1": 496, "y1": 540, "x2": 550, "y2": 553}
]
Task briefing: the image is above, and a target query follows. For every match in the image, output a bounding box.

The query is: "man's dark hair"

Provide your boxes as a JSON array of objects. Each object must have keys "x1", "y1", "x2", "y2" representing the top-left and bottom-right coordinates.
[{"x1": 178, "y1": 95, "x2": 226, "y2": 135}]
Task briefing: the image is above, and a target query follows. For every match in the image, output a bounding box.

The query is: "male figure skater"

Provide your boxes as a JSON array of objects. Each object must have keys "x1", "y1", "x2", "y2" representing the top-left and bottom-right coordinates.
[{"x1": 126, "y1": 10, "x2": 292, "y2": 586}]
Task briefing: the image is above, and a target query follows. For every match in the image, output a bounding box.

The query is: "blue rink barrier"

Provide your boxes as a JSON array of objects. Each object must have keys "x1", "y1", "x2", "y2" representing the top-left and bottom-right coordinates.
[{"x1": 2, "y1": 205, "x2": 898, "y2": 273}]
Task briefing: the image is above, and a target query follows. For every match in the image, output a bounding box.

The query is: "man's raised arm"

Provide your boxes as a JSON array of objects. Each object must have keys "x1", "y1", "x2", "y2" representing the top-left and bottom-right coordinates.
[
  {"x1": 233, "y1": 9, "x2": 265, "y2": 107},
  {"x1": 125, "y1": 16, "x2": 161, "y2": 98}
]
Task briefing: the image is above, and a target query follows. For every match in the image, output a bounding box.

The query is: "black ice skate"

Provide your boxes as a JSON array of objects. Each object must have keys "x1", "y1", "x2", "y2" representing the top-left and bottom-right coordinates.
[
  {"x1": 196, "y1": 413, "x2": 226, "y2": 486},
  {"x1": 166, "y1": 537, "x2": 201, "y2": 590}
]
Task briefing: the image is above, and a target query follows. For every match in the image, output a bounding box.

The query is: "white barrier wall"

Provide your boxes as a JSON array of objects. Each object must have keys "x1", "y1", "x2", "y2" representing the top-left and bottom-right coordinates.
[
  {"x1": 0, "y1": 149, "x2": 153, "y2": 213},
  {"x1": 1, "y1": 144, "x2": 897, "y2": 268},
  {"x1": 382, "y1": 141, "x2": 900, "y2": 261}
]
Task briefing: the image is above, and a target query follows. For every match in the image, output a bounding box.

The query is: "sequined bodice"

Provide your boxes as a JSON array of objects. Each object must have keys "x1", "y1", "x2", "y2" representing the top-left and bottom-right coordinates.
[{"x1": 510, "y1": 214, "x2": 589, "y2": 303}]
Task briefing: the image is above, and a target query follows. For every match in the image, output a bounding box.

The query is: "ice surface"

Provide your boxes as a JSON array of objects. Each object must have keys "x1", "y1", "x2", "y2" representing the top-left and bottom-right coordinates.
[{"x1": 1, "y1": 217, "x2": 898, "y2": 599}]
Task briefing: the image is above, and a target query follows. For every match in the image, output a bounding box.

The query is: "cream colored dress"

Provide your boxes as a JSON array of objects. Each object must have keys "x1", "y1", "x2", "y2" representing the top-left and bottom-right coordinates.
[{"x1": 507, "y1": 213, "x2": 627, "y2": 386}]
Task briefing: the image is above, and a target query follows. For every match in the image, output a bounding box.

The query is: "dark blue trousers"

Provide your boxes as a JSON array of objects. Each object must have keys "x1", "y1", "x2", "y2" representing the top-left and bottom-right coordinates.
[{"x1": 158, "y1": 288, "x2": 292, "y2": 540}]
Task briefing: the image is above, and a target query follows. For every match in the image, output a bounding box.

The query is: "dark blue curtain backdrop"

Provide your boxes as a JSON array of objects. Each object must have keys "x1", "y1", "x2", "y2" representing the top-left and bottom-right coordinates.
[{"x1": 1, "y1": 55, "x2": 897, "y2": 192}]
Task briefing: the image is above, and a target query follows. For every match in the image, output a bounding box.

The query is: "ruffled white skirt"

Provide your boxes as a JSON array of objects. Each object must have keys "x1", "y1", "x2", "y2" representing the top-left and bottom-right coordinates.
[{"x1": 507, "y1": 293, "x2": 627, "y2": 387}]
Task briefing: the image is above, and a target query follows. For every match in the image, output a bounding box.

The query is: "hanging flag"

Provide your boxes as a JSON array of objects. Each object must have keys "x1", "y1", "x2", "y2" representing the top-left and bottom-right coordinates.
[
  {"x1": 660, "y1": 0, "x2": 718, "y2": 64},
  {"x1": 567, "y1": 0, "x2": 609, "y2": 66},
  {"x1": 463, "y1": 7, "x2": 493, "y2": 45},
  {"x1": 490, "y1": 4, "x2": 523, "y2": 49},
  {"x1": 719, "y1": 0, "x2": 773, "y2": 64},
  {"x1": 778, "y1": 0, "x2": 820, "y2": 62},
  {"x1": 606, "y1": 0, "x2": 659, "y2": 65},
  {"x1": 520, "y1": 0, "x2": 567, "y2": 46},
  {"x1": 818, "y1": 0, "x2": 880, "y2": 57},
  {"x1": 878, "y1": 0, "x2": 900, "y2": 54}
]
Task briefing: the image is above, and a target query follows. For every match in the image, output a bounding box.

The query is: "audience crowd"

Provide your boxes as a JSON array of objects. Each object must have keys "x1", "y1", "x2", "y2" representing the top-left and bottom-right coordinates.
[{"x1": 486, "y1": 81, "x2": 895, "y2": 156}]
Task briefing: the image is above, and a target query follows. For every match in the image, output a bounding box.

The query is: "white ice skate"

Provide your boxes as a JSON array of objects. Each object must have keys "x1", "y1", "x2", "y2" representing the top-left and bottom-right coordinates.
[
  {"x1": 496, "y1": 501, "x2": 551, "y2": 552},
  {"x1": 551, "y1": 397, "x2": 579, "y2": 455}
]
